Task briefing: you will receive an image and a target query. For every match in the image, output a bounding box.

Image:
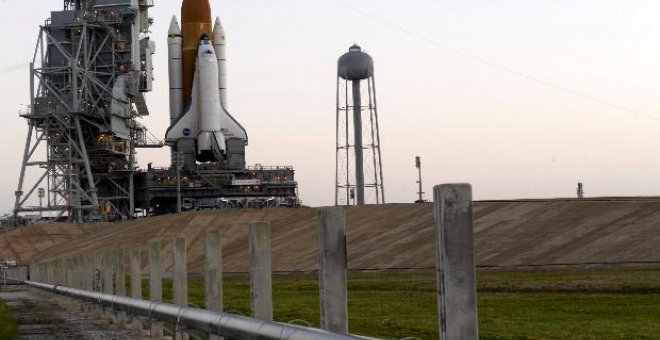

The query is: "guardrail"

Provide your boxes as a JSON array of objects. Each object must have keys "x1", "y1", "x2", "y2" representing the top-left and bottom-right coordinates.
[
  {"x1": 6, "y1": 184, "x2": 479, "y2": 339},
  {"x1": 24, "y1": 281, "x2": 361, "y2": 340}
]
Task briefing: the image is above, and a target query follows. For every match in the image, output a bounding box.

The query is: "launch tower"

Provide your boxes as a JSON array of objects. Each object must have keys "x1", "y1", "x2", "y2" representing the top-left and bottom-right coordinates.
[
  {"x1": 13, "y1": 0, "x2": 161, "y2": 222},
  {"x1": 14, "y1": 0, "x2": 299, "y2": 221}
]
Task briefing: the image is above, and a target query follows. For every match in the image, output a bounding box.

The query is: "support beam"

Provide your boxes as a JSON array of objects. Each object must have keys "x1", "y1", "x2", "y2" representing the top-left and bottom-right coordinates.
[
  {"x1": 434, "y1": 184, "x2": 479, "y2": 340},
  {"x1": 13, "y1": 123, "x2": 34, "y2": 219},
  {"x1": 352, "y1": 79, "x2": 364, "y2": 205}
]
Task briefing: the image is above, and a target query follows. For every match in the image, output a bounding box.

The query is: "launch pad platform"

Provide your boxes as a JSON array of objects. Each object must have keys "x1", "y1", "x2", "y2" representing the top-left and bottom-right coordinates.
[{"x1": 135, "y1": 164, "x2": 298, "y2": 215}]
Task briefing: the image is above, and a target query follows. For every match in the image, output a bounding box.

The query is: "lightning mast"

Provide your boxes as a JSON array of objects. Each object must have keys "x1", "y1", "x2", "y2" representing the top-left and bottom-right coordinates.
[{"x1": 415, "y1": 156, "x2": 425, "y2": 203}]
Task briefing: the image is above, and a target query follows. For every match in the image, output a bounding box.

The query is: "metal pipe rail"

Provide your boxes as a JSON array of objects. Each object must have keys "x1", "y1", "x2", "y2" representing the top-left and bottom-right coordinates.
[{"x1": 25, "y1": 281, "x2": 367, "y2": 340}]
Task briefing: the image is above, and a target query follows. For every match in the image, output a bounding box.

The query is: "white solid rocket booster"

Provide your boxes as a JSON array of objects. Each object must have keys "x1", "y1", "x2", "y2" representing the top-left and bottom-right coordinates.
[
  {"x1": 168, "y1": 16, "x2": 183, "y2": 125},
  {"x1": 213, "y1": 17, "x2": 228, "y2": 109},
  {"x1": 212, "y1": 17, "x2": 247, "y2": 141}
]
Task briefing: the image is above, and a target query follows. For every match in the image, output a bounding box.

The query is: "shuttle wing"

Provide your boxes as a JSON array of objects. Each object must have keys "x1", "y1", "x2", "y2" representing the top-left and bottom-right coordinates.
[{"x1": 220, "y1": 105, "x2": 248, "y2": 142}]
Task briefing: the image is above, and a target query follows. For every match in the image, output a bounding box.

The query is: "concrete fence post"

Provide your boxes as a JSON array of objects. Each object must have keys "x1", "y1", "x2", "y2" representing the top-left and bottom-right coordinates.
[
  {"x1": 47, "y1": 262, "x2": 52, "y2": 284},
  {"x1": 103, "y1": 252, "x2": 114, "y2": 294},
  {"x1": 115, "y1": 249, "x2": 127, "y2": 325},
  {"x1": 130, "y1": 246, "x2": 143, "y2": 330},
  {"x1": 148, "y1": 238, "x2": 164, "y2": 337},
  {"x1": 434, "y1": 184, "x2": 479, "y2": 340},
  {"x1": 54, "y1": 260, "x2": 59, "y2": 284},
  {"x1": 71, "y1": 258, "x2": 80, "y2": 309},
  {"x1": 52, "y1": 260, "x2": 58, "y2": 285},
  {"x1": 317, "y1": 206, "x2": 349, "y2": 334},
  {"x1": 85, "y1": 255, "x2": 94, "y2": 291},
  {"x1": 204, "y1": 230, "x2": 223, "y2": 340},
  {"x1": 47, "y1": 261, "x2": 54, "y2": 284},
  {"x1": 172, "y1": 236, "x2": 189, "y2": 340},
  {"x1": 76, "y1": 256, "x2": 84, "y2": 289},
  {"x1": 102, "y1": 252, "x2": 115, "y2": 319},
  {"x1": 79, "y1": 254, "x2": 93, "y2": 312},
  {"x1": 53, "y1": 260, "x2": 58, "y2": 285},
  {"x1": 37, "y1": 264, "x2": 42, "y2": 282},
  {"x1": 95, "y1": 253, "x2": 103, "y2": 291},
  {"x1": 57, "y1": 258, "x2": 66, "y2": 286},
  {"x1": 66, "y1": 258, "x2": 74, "y2": 287},
  {"x1": 69, "y1": 258, "x2": 75, "y2": 288},
  {"x1": 249, "y1": 221, "x2": 272, "y2": 321}
]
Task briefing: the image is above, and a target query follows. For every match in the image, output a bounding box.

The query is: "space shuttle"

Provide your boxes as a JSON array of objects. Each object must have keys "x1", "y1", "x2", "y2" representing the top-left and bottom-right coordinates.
[{"x1": 166, "y1": 0, "x2": 247, "y2": 164}]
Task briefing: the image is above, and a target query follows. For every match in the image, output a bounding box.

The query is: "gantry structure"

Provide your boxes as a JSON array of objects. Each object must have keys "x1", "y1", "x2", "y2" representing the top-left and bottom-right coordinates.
[{"x1": 14, "y1": 0, "x2": 161, "y2": 222}]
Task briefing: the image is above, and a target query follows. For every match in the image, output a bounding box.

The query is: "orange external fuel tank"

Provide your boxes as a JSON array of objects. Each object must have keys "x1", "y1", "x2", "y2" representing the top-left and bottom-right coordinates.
[{"x1": 181, "y1": 0, "x2": 213, "y2": 110}]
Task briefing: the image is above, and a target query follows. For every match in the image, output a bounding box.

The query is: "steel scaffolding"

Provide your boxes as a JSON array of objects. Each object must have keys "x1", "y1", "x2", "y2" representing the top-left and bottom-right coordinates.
[{"x1": 13, "y1": 0, "x2": 161, "y2": 222}]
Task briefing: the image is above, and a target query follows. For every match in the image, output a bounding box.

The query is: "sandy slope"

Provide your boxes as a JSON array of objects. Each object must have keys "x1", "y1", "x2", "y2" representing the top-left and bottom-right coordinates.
[{"x1": 2, "y1": 200, "x2": 659, "y2": 273}]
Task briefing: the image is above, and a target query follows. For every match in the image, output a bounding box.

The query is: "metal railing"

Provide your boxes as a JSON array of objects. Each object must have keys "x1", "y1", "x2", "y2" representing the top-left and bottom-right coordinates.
[{"x1": 24, "y1": 281, "x2": 364, "y2": 340}]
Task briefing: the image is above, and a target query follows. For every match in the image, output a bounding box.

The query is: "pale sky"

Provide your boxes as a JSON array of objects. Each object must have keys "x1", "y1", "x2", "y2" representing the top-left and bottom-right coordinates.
[{"x1": 1, "y1": 0, "x2": 660, "y2": 213}]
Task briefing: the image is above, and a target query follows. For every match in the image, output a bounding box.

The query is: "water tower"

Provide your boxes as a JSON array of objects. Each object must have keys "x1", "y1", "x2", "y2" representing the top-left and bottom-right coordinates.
[{"x1": 335, "y1": 45, "x2": 385, "y2": 206}]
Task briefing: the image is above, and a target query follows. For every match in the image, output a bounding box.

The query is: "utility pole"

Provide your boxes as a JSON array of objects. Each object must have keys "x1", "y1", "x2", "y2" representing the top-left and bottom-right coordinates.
[
  {"x1": 415, "y1": 156, "x2": 425, "y2": 203},
  {"x1": 577, "y1": 182, "x2": 584, "y2": 199}
]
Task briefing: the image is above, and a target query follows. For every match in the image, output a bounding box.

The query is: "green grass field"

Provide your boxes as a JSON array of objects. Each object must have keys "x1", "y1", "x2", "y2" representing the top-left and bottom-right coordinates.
[
  {"x1": 134, "y1": 268, "x2": 660, "y2": 339},
  {"x1": 2, "y1": 269, "x2": 657, "y2": 339},
  {"x1": 0, "y1": 299, "x2": 16, "y2": 340},
  {"x1": 4, "y1": 269, "x2": 655, "y2": 339}
]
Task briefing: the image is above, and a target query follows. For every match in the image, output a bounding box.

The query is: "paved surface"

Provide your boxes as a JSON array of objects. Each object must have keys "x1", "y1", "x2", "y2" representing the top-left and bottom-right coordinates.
[
  {"x1": 2, "y1": 200, "x2": 660, "y2": 272},
  {"x1": 0, "y1": 288, "x2": 148, "y2": 339}
]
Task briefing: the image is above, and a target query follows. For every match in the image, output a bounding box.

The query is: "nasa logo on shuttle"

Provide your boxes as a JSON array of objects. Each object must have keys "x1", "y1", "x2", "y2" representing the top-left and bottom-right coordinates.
[{"x1": 183, "y1": 128, "x2": 191, "y2": 136}]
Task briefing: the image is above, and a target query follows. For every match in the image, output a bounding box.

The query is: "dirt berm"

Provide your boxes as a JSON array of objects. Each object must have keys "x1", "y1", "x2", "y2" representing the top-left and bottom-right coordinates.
[{"x1": 1, "y1": 199, "x2": 659, "y2": 273}]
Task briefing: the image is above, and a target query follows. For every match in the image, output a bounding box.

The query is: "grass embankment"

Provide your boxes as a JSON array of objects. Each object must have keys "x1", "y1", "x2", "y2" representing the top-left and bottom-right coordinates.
[
  {"x1": 135, "y1": 269, "x2": 660, "y2": 339},
  {"x1": 0, "y1": 299, "x2": 16, "y2": 340}
]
